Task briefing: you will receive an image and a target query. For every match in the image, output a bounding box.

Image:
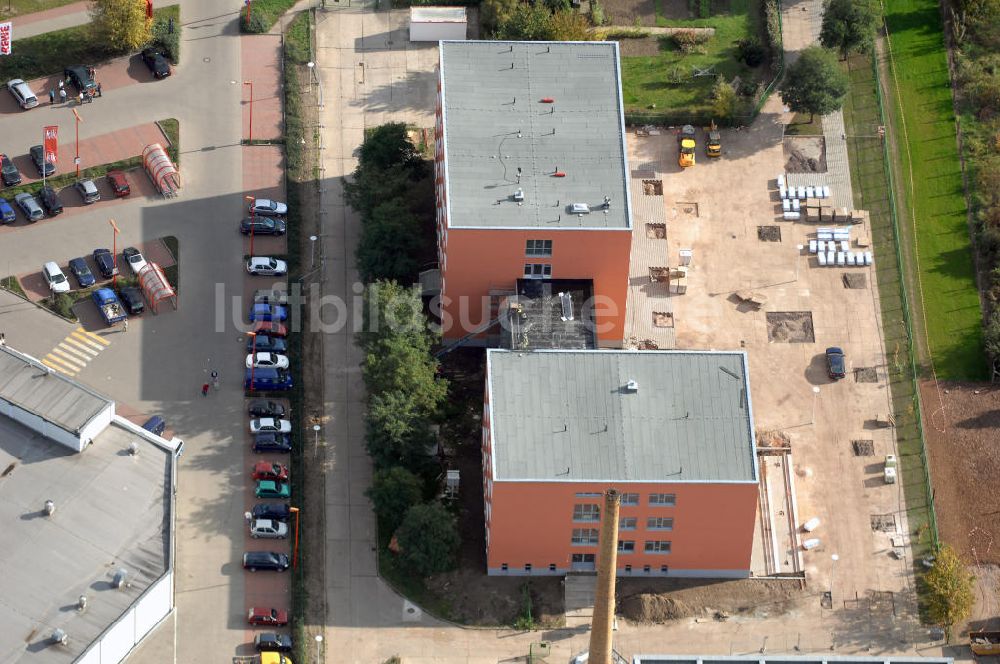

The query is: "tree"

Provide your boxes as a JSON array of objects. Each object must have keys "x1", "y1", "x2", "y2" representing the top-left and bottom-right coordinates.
[
  {"x1": 395, "y1": 503, "x2": 460, "y2": 576},
  {"x1": 357, "y1": 200, "x2": 430, "y2": 284},
  {"x1": 495, "y1": 3, "x2": 555, "y2": 40},
  {"x1": 359, "y1": 281, "x2": 432, "y2": 352},
  {"x1": 91, "y1": 0, "x2": 152, "y2": 52},
  {"x1": 549, "y1": 10, "x2": 593, "y2": 41},
  {"x1": 780, "y1": 46, "x2": 849, "y2": 123},
  {"x1": 481, "y1": 0, "x2": 520, "y2": 32},
  {"x1": 366, "y1": 466, "x2": 424, "y2": 535},
  {"x1": 363, "y1": 339, "x2": 448, "y2": 416},
  {"x1": 358, "y1": 123, "x2": 424, "y2": 174},
  {"x1": 820, "y1": 0, "x2": 880, "y2": 60},
  {"x1": 365, "y1": 390, "x2": 439, "y2": 472},
  {"x1": 924, "y1": 545, "x2": 975, "y2": 639},
  {"x1": 711, "y1": 76, "x2": 738, "y2": 120}
]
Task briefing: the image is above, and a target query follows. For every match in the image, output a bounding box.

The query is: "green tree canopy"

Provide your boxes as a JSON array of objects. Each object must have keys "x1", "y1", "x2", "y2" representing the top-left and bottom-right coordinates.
[
  {"x1": 363, "y1": 339, "x2": 447, "y2": 416},
  {"x1": 711, "y1": 76, "x2": 738, "y2": 120},
  {"x1": 359, "y1": 281, "x2": 432, "y2": 352},
  {"x1": 481, "y1": 0, "x2": 520, "y2": 32},
  {"x1": 549, "y1": 10, "x2": 592, "y2": 41},
  {"x1": 395, "y1": 503, "x2": 460, "y2": 576},
  {"x1": 820, "y1": 0, "x2": 880, "y2": 59},
  {"x1": 358, "y1": 122, "x2": 424, "y2": 173},
  {"x1": 91, "y1": 0, "x2": 152, "y2": 51},
  {"x1": 924, "y1": 545, "x2": 975, "y2": 639},
  {"x1": 366, "y1": 466, "x2": 424, "y2": 535},
  {"x1": 365, "y1": 390, "x2": 440, "y2": 471},
  {"x1": 495, "y1": 3, "x2": 555, "y2": 40},
  {"x1": 357, "y1": 200, "x2": 431, "y2": 284},
  {"x1": 780, "y1": 46, "x2": 849, "y2": 123}
]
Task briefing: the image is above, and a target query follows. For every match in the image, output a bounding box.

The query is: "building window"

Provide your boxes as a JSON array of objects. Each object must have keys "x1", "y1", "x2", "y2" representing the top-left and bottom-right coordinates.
[
  {"x1": 575, "y1": 492, "x2": 601, "y2": 497},
  {"x1": 501, "y1": 563, "x2": 508, "y2": 572},
  {"x1": 649, "y1": 493, "x2": 676, "y2": 507},
  {"x1": 525, "y1": 564, "x2": 532, "y2": 573},
  {"x1": 526, "y1": 239, "x2": 553, "y2": 257},
  {"x1": 621, "y1": 492, "x2": 639, "y2": 506},
  {"x1": 524, "y1": 263, "x2": 552, "y2": 279},
  {"x1": 549, "y1": 563, "x2": 557, "y2": 572},
  {"x1": 625, "y1": 564, "x2": 633, "y2": 573},
  {"x1": 660, "y1": 565, "x2": 669, "y2": 573},
  {"x1": 647, "y1": 517, "x2": 674, "y2": 531},
  {"x1": 573, "y1": 504, "x2": 600, "y2": 522},
  {"x1": 644, "y1": 540, "x2": 672, "y2": 554},
  {"x1": 619, "y1": 517, "x2": 638, "y2": 530},
  {"x1": 571, "y1": 528, "x2": 599, "y2": 546},
  {"x1": 618, "y1": 540, "x2": 635, "y2": 553},
  {"x1": 643, "y1": 565, "x2": 651, "y2": 573}
]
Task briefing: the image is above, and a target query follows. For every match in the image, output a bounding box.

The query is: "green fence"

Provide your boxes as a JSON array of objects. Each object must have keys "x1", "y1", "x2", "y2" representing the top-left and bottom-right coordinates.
[{"x1": 842, "y1": 51, "x2": 938, "y2": 558}]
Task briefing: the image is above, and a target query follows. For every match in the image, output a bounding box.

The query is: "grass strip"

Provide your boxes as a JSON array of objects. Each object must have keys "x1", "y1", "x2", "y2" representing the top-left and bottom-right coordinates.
[
  {"x1": 241, "y1": 0, "x2": 298, "y2": 33},
  {"x1": 0, "y1": 276, "x2": 27, "y2": 298}
]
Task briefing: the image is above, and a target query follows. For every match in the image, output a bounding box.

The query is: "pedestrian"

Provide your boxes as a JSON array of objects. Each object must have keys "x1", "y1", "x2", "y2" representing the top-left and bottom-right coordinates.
[
  {"x1": 0, "y1": 332, "x2": 5, "y2": 346},
  {"x1": 78, "y1": 91, "x2": 84, "y2": 105},
  {"x1": 201, "y1": 383, "x2": 210, "y2": 397},
  {"x1": 96, "y1": 82, "x2": 102, "y2": 98},
  {"x1": 58, "y1": 79, "x2": 64, "y2": 90},
  {"x1": 122, "y1": 320, "x2": 128, "y2": 333},
  {"x1": 211, "y1": 370, "x2": 219, "y2": 389},
  {"x1": 49, "y1": 89, "x2": 55, "y2": 104},
  {"x1": 59, "y1": 88, "x2": 67, "y2": 104}
]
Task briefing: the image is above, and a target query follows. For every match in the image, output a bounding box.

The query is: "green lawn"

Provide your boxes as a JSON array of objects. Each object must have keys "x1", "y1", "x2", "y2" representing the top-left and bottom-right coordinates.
[
  {"x1": 619, "y1": 0, "x2": 761, "y2": 120},
  {"x1": 884, "y1": 0, "x2": 985, "y2": 380},
  {"x1": 0, "y1": 0, "x2": 78, "y2": 21}
]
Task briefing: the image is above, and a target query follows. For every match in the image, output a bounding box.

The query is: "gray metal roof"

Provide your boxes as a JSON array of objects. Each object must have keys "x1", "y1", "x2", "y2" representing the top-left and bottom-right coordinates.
[
  {"x1": 0, "y1": 415, "x2": 171, "y2": 663},
  {"x1": 439, "y1": 41, "x2": 632, "y2": 230},
  {"x1": 0, "y1": 346, "x2": 112, "y2": 435},
  {"x1": 411, "y1": 6, "x2": 466, "y2": 22},
  {"x1": 487, "y1": 350, "x2": 757, "y2": 482}
]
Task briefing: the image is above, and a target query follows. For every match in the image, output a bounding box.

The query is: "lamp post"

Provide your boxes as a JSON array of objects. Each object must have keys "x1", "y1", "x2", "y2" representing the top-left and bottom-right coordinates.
[
  {"x1": 315, "y1": 634, "x2": 323, "y2": 663},
  {"x1": 72, "y1": 108, "x2": 83, "y2": 178},
  {"x1": 245, "y1": 195, "x2": 256, "y2": 256},
  {"x1": 109, "y1": 218, "x2": 120, "y2": 288},
  {"x1": 246, "y1": 331, "x2": 257, "y2": 392},
  {"x1": 830, "y1": 553, "x2": 839, "y2": 599},
  {"x1": 306, "y1": 61, "x2": 314, "y2": 93},
  {"x1": 811, "y1": 386, "x2": 820, "y2": 424},
  {"x1": 312, "y1": 424, "x2": 321, "y2": 455},
  {"x1": 243, "y1": 80, "x2": 254, "y2": 144},
  {"x1": 290, "y1": 506, "x2": 301, "y2": 568},
  {"x1": 309, "y1": 235, "x2": 318, "y2": 269},
  {"x1": 796, "y1": 244, "x2": 804, "y2": 281}
]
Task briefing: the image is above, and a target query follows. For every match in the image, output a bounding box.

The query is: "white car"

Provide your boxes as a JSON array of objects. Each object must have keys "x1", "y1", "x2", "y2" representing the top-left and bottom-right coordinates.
[
  {"x1": 123, "y1": 247, "x2": 147, "y2": 275},
  {"x1": 249, "y1": 198, "x2": 287, "y2": 217},
  {"x1": 249, "y1": 418, "x2": 292, "y2": 434},
  {"x1": 250, "y1": 518, "x2": 289, "y2": 539},
  {"x1": 7, "y1": 79, "x2": 39, "y2": 109},
  {"x1": 246, "y1": 257, "x2": 288, "y2": 276},
  {"x1": 246, "y1": 352, "x2": 290, "y2": 369},
  {"x1": 42, "y1": 261, "x2": 71, "y2": 293}
]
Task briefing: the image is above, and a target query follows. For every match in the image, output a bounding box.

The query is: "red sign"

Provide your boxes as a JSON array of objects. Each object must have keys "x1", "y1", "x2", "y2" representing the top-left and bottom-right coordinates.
[
  {"x1": 146, "y1": 0, "x2": 153, "y2": 20},
  {"x1": 0, "y1": 22, "x2": 11, "y2": 56},
  {"x1": 43, "y1": 126, "x2": 58, "y2": 165}
]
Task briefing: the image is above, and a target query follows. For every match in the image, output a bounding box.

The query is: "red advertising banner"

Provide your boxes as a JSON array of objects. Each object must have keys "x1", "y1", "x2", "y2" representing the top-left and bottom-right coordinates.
[
  {"x1": 0, "y1": 22, "x2": 12, "y2": 56},
  {"x1": 43, "y1": 126, "x2": 58, "y2": 165},
  {"x1": 146, "y1": 0, "x2": 153, "y2": 20}
]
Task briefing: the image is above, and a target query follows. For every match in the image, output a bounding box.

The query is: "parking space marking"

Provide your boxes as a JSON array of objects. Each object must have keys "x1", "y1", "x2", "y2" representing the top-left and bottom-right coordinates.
[
  {"x1": 43, "y1": 328, "x2": 111, "y2": 375},
  {"x1": 41, "y1": 356, "x2": 78, "y2": 376}
]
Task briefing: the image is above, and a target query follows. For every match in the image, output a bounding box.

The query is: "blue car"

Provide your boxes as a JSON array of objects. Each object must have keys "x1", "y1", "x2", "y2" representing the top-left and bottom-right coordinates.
[
  {"x1": 68, "y1": 257, "x2": 96, "y2": 287},
  {"x1": 0, "y1": 197, "x2": 15, "y2": 224},
  {"x1": 244, "y1": 367, "x2": 293, "y2": 391},
  {"x1": 249, "y1": 303, "x2": 288, "y2": 323}
]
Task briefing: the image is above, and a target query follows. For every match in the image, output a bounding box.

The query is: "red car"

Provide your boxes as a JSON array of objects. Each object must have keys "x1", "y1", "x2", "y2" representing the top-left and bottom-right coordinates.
[
  {"x1": 106, "y1": 170, "x2": 130, "y2": 198},
  {"x1": 248, "y1": 607, "x2": 288, "y2": 626},
  {"x1": 251, "y1": 461, "x2": 289, "y2": 481},
  {"x1": 252, "y1": 320, "x2": 288, "y2": 338}
]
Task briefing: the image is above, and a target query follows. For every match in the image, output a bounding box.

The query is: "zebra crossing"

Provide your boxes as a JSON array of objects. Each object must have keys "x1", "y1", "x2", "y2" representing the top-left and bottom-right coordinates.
[{"x1": 41, "y1": 328, "x2": 111, "y2": 376}]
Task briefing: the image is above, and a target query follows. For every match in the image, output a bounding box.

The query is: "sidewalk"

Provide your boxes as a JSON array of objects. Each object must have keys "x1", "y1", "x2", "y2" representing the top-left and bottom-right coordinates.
[{"x1": 6, "y1": 1, "x2": 90, "y2": 40}]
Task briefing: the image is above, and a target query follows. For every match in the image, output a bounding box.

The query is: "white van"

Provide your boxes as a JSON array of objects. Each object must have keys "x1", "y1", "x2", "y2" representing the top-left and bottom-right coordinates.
[
  {"x1": 7, "y1": 79, "x2": 39, "y2": 109},
  {"x1": 42, "y1": 262, "x2": 71, "y2": 293}
]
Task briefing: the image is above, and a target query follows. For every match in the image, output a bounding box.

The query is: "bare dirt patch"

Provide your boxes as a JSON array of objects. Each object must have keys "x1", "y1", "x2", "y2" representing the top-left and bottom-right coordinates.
[
  {"x1": 618, "y1": 578, "x2": 805, "y2": 624},
  {"x1": 765, "y1": 311, "x2": 815, "y2": 343},
  {"x1": 852, "y1": 439, "x2": 875, "y2": 456},
  {"x1": 600, "y1": 0, "x2": 691, "y2": 25},
  {"x1": 757, "y1": 226, "x2": 781, "y2": 242},
  {"x1": 854, "y1": 367, "x2": 878, "y2": 383},
  {"x1": 616, "y1": 37, "x2": 665, "y2": 57},
  {"x1": 783, "y1": 137, "x2": 827, "y2": 173},
  {"x1": 842, "y1": 273, "x2": 867, "y2": 289},
  {"x1": 920, "y1": 380, "x2": 1000, "y2": 565}
]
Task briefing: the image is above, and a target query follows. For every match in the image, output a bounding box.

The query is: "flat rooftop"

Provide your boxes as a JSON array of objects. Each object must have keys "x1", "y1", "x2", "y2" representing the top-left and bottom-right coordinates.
[
  {"x1": 487, "y1": 349, "x2": 757, "y2": 482},
  {"x1": 0, "y1": 348, "x2": 112, "y2": 436},
  {"x1": 439, "y1": 41, "x2": 632, "y2": 230},
  {"x1": 0, "y1": 414, "x2": 171, "y2": 663},
  {"x1": 504, "y1": 279, "x2": 597, "y2": 350}
]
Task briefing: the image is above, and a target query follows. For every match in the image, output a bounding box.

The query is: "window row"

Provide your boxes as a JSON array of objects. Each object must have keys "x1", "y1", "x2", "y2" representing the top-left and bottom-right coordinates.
[
  {"x1": 574, "y1": 509, "x2": 673, "y2": 532},
  {"x1": 499, "y1": 562, "x2": 671, "y2": 573},
  {"x1": 572, "y1": 493, "x2": 677, "y2": 507},
  {"x1": 571, "y1": 529, "x2": 672, "y2": 554}
]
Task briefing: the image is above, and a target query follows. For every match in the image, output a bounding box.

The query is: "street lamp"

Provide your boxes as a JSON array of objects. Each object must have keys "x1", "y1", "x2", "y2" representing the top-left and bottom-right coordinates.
[
  {"x1": 796, "y1": 244, "x2": 804, "y2": 281},
  {"x1": 290, "y1": 506, "x2": 301, "y2": 568},
  {"x1": 312, "y1": 423, "x2": 321, "y2": 454},
  {"x1": 72, "y1": 108, "x2": 83, "y2": 178},
  {"x1": 109, "y1": 218, "x2": 120, "y2": 288},
  {"x1": 306, "y1": 61, "x2": 314, "y2": 93},
  {"x1": 243, "y1": 80, "x2": 254, "y2": 144},
  {"x1": 830, "y1": 553, "x2": 839, "y2": 599},
  {"x1": 246, "y1": 331, "x2": 257, "y2": 392},
  {"x1": 315, "y1": 634, "x2": 323, "y2": 663},
  {"x1": 309, "y1": 235, "x2": 318, "y2": 269},
  {"x1": 245, "y1": 195, "x2": 257, "y2": 256},
  {"x1": 811, "y1": 386, "x2": 820, "y2": 424}
]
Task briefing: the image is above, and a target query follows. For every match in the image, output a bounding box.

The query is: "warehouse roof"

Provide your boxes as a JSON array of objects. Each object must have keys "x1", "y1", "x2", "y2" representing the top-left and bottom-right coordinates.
[
  {"x1": 0, "y1": 345, "x2": 111, "y2": 435},
  {"x1": 487, "y1": 350, "x2": 757, "y2": 482},
  {"x1": 439, "y1": 41, "x2": 632, "y2": 230}
]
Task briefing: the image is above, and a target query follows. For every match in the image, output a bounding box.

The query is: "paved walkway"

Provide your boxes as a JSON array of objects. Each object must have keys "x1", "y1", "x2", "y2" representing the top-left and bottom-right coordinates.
[{"x1": 5, "y1": 1, "x2": 90, "y2": 39}]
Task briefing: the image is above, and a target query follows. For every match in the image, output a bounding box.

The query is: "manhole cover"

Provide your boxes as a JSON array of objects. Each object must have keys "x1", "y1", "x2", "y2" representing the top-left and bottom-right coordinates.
[
  {"x1": 765, "y1": 311, "x2": 815, "y2": 343},
  {"x1": 870, "y1": 514, "x2": 897, "y2": 532},
  {"x1": 642, "y1": 179, "x2": 663, "y2": 195},
  {"x1": 645, "y1": 223, "x2": 666, "y2": 239},
  {"x1": 852, "y1": 440, "x2": 874, "y2": 456},
  {"x1": 855, "y1": 367, "x2": 878, "y2": 383},
  {"x1": 757, "y1": 226, "x2": 781, "y2": 242},
  {"x1": 843, "y1": 273, "x2": 867, "y2": 289}
]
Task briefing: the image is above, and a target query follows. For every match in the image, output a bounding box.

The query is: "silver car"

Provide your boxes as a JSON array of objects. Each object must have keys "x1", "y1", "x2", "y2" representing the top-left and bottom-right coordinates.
[
  {"x1": 75, "y1": 179, "x2": 100, "y2": 204},
  {"x1": 7, "y1": 79, "x2": 39, "y2": 109},
  {"x1": 14, "y1": 193, "x2": 43, "y2": 222},
  {"x1": 249, "y1": 518, "x2": 289, "y2": 539}
]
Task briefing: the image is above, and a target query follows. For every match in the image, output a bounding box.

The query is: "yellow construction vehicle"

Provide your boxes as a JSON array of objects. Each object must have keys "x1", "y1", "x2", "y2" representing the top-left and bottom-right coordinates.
[
  {"x1": 678, "y1": 124, "x2": 696, "y2": 168},
  {"x1": 706, "y1": 121, "x2": 721, "y2": 158}
]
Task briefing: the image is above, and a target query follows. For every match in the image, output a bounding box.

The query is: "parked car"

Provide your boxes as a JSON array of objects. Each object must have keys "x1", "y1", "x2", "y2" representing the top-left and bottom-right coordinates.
[
  {"x1": 252, "y1": 461, "x2": 289, "y2": 481},
  {"x1": 246, "y1": 352, "x2": 290, "y2": 370},
  {"x1": 248, "y1": 198, "x2": 287, "y2": 217},
  {"x1": 249, "y1": 303, "x2": 288, "y2": 322},
  {"x1": 242, "y1": 551, "x2": 290, "y2": 571},
  {"x1": 92, "y1": 287, "x2": 127, "y2": 326},
  {"x1": 246, "y1": 334, "x2": 287, "y2": 354},
  {"x1": 240, "y1": 217, "x2": 286, "y2": 235},
  {"x1": 255, "y1": 480, "x2": 291, "y2": 499},
  {"x1": 251, "y1": 502, "x2": 291, "y2": 522},
  {"x1": 75, "y1": 178, "x2": 100, "y2": 204},
  {"x1": 250, "y1": 418, "x2": 292, "y2": 434},
  {"x1": 42, "y1": 261, "x2": 70, "y2": 293},
  {"x1": 39, "y1": 186, "x2": 63, "y2": 216},
  {"x1": 248, "y1": 607, "x2": 288, "y2": 626},
  {"x1": 106, "y1": 170, "x2": 130, "y2": 198},
  {"x1": 7, "y1": 78, "x2": 39, "y2": 109},
  {"x1": 64, "y1": 65, "x2": 97, "y2": 93},
  {"x1": 142, "y1": 415, "x2": 166, "y2": 436},
  {"x1": 254, "y1": 633, "x2": 293, "y2": 653},
  {"x1": 246, "y1": 257, "x2": 287, "y2": 276},
  {"x1": 250, "y1": 518, "x2": 289, "y2": 539},
  {"x1": 119, "y1": 286, "x2": 145, "y2": 315},
  {"x1": 825, "y1": 347, "x2": 846, "y2": 380},
  {"x1": 141, "y1": 47, "x2": 171, "y2": 78},
  {"x1": 245, "y1": 367, "x2": 293, "y2": 391},
  {"x1": 252, "y1": 432, "x2": 292, "y2": 454},
  {"x1": 122, "y1": 247, "x2": 147, "y2": 275},
  {"x1": 14, "y1": 193, "x2": 43, "y2": 222},
  {"x1": 252, "y1": 320, "x2": 288, "y2": 338},
  {"x1": 92, "y1": 248, "x2": 118, "y2": 278},
  {"x1": 68, "y1": 257, "x2": 96, "y2": 287},
  {"x1": 29, "y1": 145, "x2": 55, "y2": 177},
  {"x1": 1, "y1": 153, "x2": 21, "y2": 186},
  {"x1": 248, "y1": 399, "x2": 286, "y2": 418},
  {"x1": 253, "y1": 289, "x2": 289, "y2": 305},
  {"x1": 0, "y1": 198, "x2": 15, "y2": 224}
]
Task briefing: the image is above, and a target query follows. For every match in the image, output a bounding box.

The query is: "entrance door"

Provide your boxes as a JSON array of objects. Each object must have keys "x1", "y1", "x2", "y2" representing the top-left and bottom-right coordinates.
[{"x1": 571, "y1": 553, "x2": 596, "y2": 571}]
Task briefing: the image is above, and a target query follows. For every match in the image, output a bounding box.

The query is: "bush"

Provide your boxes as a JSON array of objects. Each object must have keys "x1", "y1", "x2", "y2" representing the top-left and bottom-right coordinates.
[
  {"x1": 986, "y1": 309, "x2": 1000, "y2": 360},
  {"x1": 395, "y1": 503, "x2": 460, "y2": 576},
  {"x1": 671, "y1": 29, "x2": 712, "y2": 52},
  {"x1": 924, "y1": 545, "x2": 975, "y2": 639},
  {"x1": 367, "y1": 467, "x2": 424, "y2": 535},
  {"x1": 698, "y1": 0, "x2": 710, "y2": 17},
  {"x1": 737, "y1": 37, "x2": 767, "y2": 67},
  {"x1": 591, "y1": 0, "x2": 604, "y2": 26},
  {"x1": 243, "y1": 11, "x2": 270, "y2": 34},
  {"x1": 47, "y1": 293, "x2": 77, "y2": 319},
  {"x1": 764, "y1": 0, "x2": 782, "y2": 71},
  {"x1": 604, "y1": 28, "x2": 649, "y2": 38},
  {"x1": 150, "y1": 14, "x2": 180, "y2": 63}
]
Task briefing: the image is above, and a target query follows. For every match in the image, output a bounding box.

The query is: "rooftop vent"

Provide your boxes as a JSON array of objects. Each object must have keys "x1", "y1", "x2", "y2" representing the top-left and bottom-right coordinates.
[
  {"x1": 513, "y1": 188, "x2": 524, "y2": 202},
  {"x1": 50, "y1": 629, "x2": 68, "y2": 646},
  {"x1": 113, "y1": 568, "x2": 129, "y2": 590},
  {"x1": 44, "y1": 499, "x2": 55, "y2": 516},
  {"x1": 77, "y1": 595, "x2": 87, "y2": 612},
  {"x1": 625, "y1": 379, "x2": 639, "y2": 392},
  {"x1": 128, "y1": 441, "x2": 139, "y2": 456},
  {"x1": 569, "y1": 203, "x2": 590, "y2": 215}
]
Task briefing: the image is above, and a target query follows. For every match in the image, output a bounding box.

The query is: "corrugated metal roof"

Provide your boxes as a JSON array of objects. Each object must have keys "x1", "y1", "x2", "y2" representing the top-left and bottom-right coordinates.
[
  {"x1": 439, "y1": 41, "x2": 632, "y2": 230},
  {"x1": 411, "y1": 6, "x2": 467, "y2": 22},
  {"x1": 0, "y1": 345, "x2": 112, "y2": 435},
  {"x1": 487, "y1": 349, "x2": 757, "y2": 482}
]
